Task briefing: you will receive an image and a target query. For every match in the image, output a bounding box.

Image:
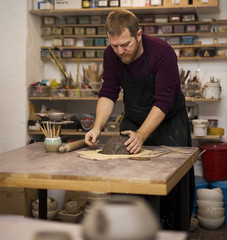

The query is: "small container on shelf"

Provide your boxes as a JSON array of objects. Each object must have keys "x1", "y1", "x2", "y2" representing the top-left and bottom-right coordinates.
[
  {"x1": 85, "y1": 50, "x2": 96, "y2": 58},
  {"x1": 63, "y1": 38, "x2": 75, "y2": 46},
  {"x1": 97, "y1": 26, "x2": 106, "y2": 35},
  {"x1": 43, "y1": 17, "x2": 55, "y2": 25},
  {"x1": 74, "y1": 27, "x2": 85, "y2": 35},
  {"x1": 142, "y1": 15, "x2": 155, "y2": 23},
  {"x1": 62, "y1": 50, "x2": 73, "y2": 58},
  {"x1": 154, "y1": 15, "x2": 168, "y2": 23},
  {"x1": 65, "y1": 16, "x2": 77, "y2": 24},
  {"x1": 41, "y1": 27, "x2": 51, "y2": 35},
  {"x1": 94, "y1": 38, "x2": 106, "y2": 46},
  {"x1": 169, "y1": 36, "x2": 181, "y2": 45},
  {"x1": 169, "y1": 14, "x2": 181, "y2": 22},
  {"x1": 73, "y1": 50, "x2": 84, "y2": 58},
  {"x1": 181, "y1": 48, "x2": 196, "y2": 57},
  {"x1": 174, "y1": 25, "x2": 185, "y2": 33},
  {"x1": 161, "y1": 25, "x2": 173, "y2": 33},
  {"x1": 28, "y1": 85, "x2": 50, "y2": 97},
  {"x1": 91, "y1": 16, "x2": 102, "y2": 24},
  {"x1": 41, "y1": 49, "x2": 50, "y2": 58},
  {"x1": 96, "y1": 50, "x2": 105, "y2": 58},
  {"x1": 182, "y1": 14, "x2": 196, "y2": 22},
  {"x1": 80, "y1": 89, "x2": 95, "y2": 97},
  {"x1": 185, "y1": 24, "x2": 197, "y2": 33},
  {"x1": 63, "y1": 27, "x2": 74, "y2": 35},
  {"x1": 86, "y1": 27, "x2": 97, "y2": 35},
  {"x1": 52, "y1": 27, "x2": 62, "y2": 35},
  {"x1": 143, "y1": 26, "x2": 157, "y2": 34},
  {"x1": 84, "y1": 38, "x2": 94, "y2": 46},
  {"x1": 52, "y1": 39, "x2": 63, "y2": 46},
  {"x1": 50, "y1": 88, "x2": 67, "y2": 97},
  {"x1": 182, "y1": 36, "x2": 195, "y2": 45},
  {"x1": 198, "y1": 47, "x2": 216, "y2": 57},
  {"x1": 199, "y1": 24, "x2": 211, "y2": 32},
  {"x1": 79, "y1": 16, "x2": 90, "y2": 24},
  {"x1": 67, "y1": 88, "x2": 81, "y2": 97}
]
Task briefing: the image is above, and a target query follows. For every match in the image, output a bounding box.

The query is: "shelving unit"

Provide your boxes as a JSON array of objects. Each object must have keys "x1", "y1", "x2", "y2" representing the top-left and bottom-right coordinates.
[{"x1": 29, "y1": 3, "x2": 224, "y2": 140}]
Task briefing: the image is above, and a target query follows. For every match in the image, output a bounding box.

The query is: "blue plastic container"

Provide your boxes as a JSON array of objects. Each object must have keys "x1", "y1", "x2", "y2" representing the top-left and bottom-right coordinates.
[
  {"x1": 182, "y1": 36, "x2": 195, "y2": 45},
  {"x1": 194, "y1": 176, "x2": 209, "y2": 206},
  {"x1": 211, "y1": 181, "x2": 227, "y2": 224}
]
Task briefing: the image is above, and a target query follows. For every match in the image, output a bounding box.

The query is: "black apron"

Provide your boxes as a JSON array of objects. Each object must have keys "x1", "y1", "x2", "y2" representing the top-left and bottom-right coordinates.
[{"x1": 119, "y1": 48, "x2": 195, "y2": 231}]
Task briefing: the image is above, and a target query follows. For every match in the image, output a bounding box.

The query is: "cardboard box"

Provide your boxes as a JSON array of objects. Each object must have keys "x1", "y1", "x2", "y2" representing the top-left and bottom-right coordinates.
[
  {"x1": 54, "y1": 0, "x2": 81, "y2": 9},
  {"x1": 193, "y1": 0, "x2": 218, "y2": 7},
  {"x1": 133, "y1": 0, "x2": 146, "y2": 7},
  {"x1": 0, "y1": 187, "x2": 38, "y2": 217},
  {"x1": 163, "y1": 0, "x2": 189, "y2": 7},
  {"x1": 120, "y1": 0, "x2": 133, "y2": 6}
]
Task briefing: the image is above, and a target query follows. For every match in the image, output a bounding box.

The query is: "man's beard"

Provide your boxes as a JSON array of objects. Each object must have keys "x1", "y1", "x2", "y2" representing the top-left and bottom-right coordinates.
[{"x1": 118, "y1": 41, "x2": 140, "y2": 64}]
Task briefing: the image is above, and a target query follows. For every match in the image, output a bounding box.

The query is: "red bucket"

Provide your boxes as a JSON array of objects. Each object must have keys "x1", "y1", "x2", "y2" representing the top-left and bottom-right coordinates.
[{"x1": 200, "y1": 142, "x2": 227, "y2": 181}]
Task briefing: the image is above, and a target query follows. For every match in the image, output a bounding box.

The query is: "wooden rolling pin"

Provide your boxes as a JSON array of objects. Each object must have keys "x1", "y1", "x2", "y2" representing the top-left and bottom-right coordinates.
[{"x1": 59, "y1": 139, "x2": 87, "y2": 153}]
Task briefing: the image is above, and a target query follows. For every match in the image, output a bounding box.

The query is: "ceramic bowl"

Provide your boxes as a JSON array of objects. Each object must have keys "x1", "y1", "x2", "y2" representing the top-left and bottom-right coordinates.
[
  {"x1": 198, "y1": 215, "x2": 225, "y2": 230},
  {"x1": 32, "y1": 209, "x2": 58, "y2": 220},
  {"x1": 44, "y1": 137, "x2": 62, "y2": 153},
  {"x1": 48, "y1": 112, "x2": 64, "y2": 121},
  {"x1": 58, "y1": 210, "x2": 84, "y2": 223},
  {"x1": 82, "y1": 195, "x2": 160, "y2": 240},
  {"x1": 64, "y1": 201, "x2": 78, "y2": 211},
  {"x1": 197, "y1": 200, "x2": 224, "y2": 209},
  {"x1": 198, "y1": 207, "x2": 225, "y2": 219},
  {"x1": 81, "y1": 118, "x2": 94, "y2": 131},
  {"x1": 197, "y1": 188, "x2": 224, "y2": 201},
  {"x1": 32, "y1": 198, "x2": 59, "y2": 211}
]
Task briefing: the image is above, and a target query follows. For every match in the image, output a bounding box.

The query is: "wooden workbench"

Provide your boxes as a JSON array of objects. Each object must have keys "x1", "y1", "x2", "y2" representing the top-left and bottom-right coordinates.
[{"x1": 0, "y1": 142, "x2": 199, "y2": 230}]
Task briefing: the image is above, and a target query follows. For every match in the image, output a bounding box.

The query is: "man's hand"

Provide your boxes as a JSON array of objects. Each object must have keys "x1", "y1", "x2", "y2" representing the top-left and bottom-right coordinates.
[
  {"x1": 85, "y1": 128, "x2": 101, "y2": 146},
  {"x1": 121, "y1": 130, "x2": 144, "y2": 154}
]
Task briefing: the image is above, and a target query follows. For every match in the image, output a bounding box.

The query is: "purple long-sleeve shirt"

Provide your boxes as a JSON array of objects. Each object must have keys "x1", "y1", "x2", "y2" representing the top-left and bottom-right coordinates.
[{"x1": 99, "y1": 34, "x2": 183, "y2": 115}]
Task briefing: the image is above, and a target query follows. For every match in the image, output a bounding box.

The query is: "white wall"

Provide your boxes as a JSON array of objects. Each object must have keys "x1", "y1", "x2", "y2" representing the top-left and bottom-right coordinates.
[
  {"x1": 0, "y1": 1, "x2": 28, "y2": 153},
  {"x1": 0, "y1": 1, "x2": 226, "y2": 154}
]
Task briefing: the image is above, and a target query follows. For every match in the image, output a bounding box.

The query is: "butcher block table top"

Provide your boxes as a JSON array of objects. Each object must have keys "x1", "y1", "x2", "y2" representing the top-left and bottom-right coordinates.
[{"x1": 0, "y1": 142, "x2": 198, "y2": 196}]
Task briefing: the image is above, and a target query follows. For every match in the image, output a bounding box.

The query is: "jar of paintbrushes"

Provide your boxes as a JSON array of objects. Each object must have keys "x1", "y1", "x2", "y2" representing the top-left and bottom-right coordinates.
[{"x1": 41, "y1": 122, "x2": 62, "y2": 153}]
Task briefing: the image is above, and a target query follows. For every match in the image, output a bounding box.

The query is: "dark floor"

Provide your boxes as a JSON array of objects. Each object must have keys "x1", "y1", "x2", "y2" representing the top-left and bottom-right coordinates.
[{"x1": 189, "y1": 223, "x2": 227, "y2": 240}]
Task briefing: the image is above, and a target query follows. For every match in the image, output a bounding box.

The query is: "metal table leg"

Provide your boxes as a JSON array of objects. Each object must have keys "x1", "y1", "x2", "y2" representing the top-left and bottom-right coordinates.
[
  {"x1": 38, "y1": 189, "x2": 47, "y2": 220},
  {"x1": 179, "y1": 172, "x2": 190, "y2": 231}
]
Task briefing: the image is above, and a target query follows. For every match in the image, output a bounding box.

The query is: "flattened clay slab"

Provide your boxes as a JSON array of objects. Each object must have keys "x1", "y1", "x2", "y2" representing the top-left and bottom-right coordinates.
[
  {"x1": 100, "y1": 135, "x2": 130, "y2": 155},
  {"x1": 77, "y1": 148, "x2": 155, "y2": 161}
]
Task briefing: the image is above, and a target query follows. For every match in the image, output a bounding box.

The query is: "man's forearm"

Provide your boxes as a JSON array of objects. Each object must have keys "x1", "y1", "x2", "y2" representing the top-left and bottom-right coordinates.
[
  {"x1": 93, "y1": 97, "x2": 115, "y2": 131},
  {"x1": 136, "y1": 106, "x2": 166, "y2": 142}
]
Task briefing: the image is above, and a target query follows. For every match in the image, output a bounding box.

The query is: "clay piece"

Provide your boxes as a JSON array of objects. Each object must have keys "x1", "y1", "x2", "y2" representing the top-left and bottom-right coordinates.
[{"x1": 100, "y1": 135, "x2": 130, "y2": 155}]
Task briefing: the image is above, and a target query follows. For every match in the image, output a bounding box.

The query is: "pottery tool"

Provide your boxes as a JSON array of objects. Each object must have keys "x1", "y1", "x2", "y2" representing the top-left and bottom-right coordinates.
[
  {"x1": 59, "y1": 139, "x2": 87, "y2": 153},
  {"x1": 129, "y1": 150, "x2": 172, "y2": 161},
  {"x1": 41, "y1": 122, "x2": 61, "y2": 138},
  {"x1": 48, "y1": 48, "x2": 68, "y2": 79},
  {"x1": 160, "y1": 145, "x2": 191, "y2": 154}
]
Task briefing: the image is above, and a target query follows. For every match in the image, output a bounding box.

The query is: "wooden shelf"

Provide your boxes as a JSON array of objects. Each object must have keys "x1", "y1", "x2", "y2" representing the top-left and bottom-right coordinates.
[
  {"x1": 41, "y1": 32, "x2": 227, "y2": 39},
  {"x1": 28, "y1": 129, "x2": 222, "y2": 140},
  {"x1": 28, "y1": 96, "x2": 220, "y2": 102},
  {"x1": 41, "y1": 20, "x2": 227, "y2": 28},
  {"x1": 41, "y1": 56, "x2": 227, "y2": 62},
  {"x1": 191, "y1": 135, "x2": 222, "y2": 140},
  {"x1": 29, "y1": 4, "x2": 219, "y2": 16},
  {"x1": 28, "y1": 129, "x2": 120, "y2": 136},
  {"x1": 41, "y1": 44, "x2": 227, "y2": 50}
]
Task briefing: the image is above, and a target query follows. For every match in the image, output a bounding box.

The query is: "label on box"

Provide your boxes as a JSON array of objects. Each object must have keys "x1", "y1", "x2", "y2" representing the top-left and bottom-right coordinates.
[
  {"x1": 120, "y1": 0, "x2": 132, "y2": 6},
  {"x1": 54, "y1": 0, "x2": 81, "y2": 9}
]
